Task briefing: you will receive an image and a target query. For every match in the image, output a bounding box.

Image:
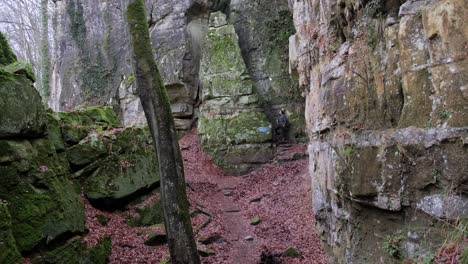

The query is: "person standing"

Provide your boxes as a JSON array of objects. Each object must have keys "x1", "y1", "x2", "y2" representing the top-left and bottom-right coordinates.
[{"x1": 275, "y1": 109, "x2": 288, "y2": 143}]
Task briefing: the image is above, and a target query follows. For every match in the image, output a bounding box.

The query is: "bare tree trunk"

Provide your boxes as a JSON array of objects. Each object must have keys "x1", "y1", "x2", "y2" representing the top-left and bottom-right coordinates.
[{"x1": 126, "y1": 1, "x2": 200, "y2": 263}]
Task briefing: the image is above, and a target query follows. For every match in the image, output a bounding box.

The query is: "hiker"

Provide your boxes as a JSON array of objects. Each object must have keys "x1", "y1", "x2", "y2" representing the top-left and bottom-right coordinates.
[{"x1": 275, "y1": 109, "x2": 288, "y2": 143}]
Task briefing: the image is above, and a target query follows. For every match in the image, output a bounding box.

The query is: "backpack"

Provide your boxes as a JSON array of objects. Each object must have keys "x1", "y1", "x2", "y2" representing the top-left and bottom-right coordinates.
[{"x1": 278, "y1": 114, "x2": 287, "y2": 128}]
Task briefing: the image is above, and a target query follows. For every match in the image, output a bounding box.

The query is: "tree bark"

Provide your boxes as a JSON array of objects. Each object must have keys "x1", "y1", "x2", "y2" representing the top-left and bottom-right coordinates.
[{"x1": 126, "y1": 1, "x2": 200, "y2": 263}]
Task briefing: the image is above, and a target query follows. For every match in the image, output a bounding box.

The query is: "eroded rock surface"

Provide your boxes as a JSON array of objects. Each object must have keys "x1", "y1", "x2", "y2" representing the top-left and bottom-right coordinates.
[
  {"x1": 290, "y1": 0, "x2": 468, "y2": 262},
  {"x1": 198, "y1": 12, "x2": 272, "y2": 175},
  {"x1": 50, "y1": 1, "x2": 303, "y2": 174}
]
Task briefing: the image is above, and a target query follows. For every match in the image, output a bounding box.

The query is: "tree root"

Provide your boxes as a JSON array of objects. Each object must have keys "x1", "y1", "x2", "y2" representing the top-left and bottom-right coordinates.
[{"x1": 190, "y1": 206, "x2": 212, "y2": 235}]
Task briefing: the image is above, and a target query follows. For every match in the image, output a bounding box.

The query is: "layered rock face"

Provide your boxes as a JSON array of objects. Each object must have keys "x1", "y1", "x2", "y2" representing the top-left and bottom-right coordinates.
[
  {"x1": 50, "y1": 0, "x2": 214, "y2": 128},
  {"x1": 198, "y1": 12, "x2": 272, "y2": 175},
  {"x1": 290, "y1": 0, "x2": 468, "y2": 262},
  {"x1": 51, "y1": 0, "x2": 302, "y2": 174}
]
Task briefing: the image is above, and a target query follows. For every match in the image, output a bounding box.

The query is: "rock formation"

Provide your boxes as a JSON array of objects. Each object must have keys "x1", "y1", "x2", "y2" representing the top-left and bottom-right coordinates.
[
  {"x1": 198, "y1": 12, "x2": 272, "y2": 175},
  {"x1": 0, "y1": 34, "x2": 162, "y2": 262},
  {"x1": 289, "y1": 0, "x2": 468, "y2": 262},
  {"x1": 0, "y1": 36, "x2": 87, "y2": 262},
  {"x1": 50, "y1": 0, "x2": 302, "y2": 174}
]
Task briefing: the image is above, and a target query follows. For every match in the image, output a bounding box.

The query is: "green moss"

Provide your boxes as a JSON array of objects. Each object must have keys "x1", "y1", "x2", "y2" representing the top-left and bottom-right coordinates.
[
  {"x1": 226, "y1": 112, "x2": 271, "y2": 145},
  {"x1": 3, "y1": 61, "x2": 35, "y2": 82},
  {"x1": 96, "y1": 214, "x2": 108, "y2": 226},
  {"x1": 81, "y1": 128, "x2": 160, "y2": 203},
  {"x1": 88, "y1": 236, "x2": 112, "y2": 263},
  {"x1": 52, "y1": 106, "x2": 119, "y2": 146},
  {"x1": 0, "y1": 140, "x2": 85, "y2": 252},
  {"x1": 129, "y1": 199, "x2": 163, "y2": 227},
  {"x1": 83, "y1": 149, "x2": 159, "y2": 201},
  {"x1": 66, "y1": 136, "x2": 107, "y2": 166},
  {"x1": 0, "y1": 73, "x2": 47, "y2": 138},
  {"x1": 0, "y1": 68, "x2": 15, "y2": 82},
  {"x1": 85, "y1": 106, "x2": 119, "y2": 126},
  {"x1": 127, "y1": 0, "x2": 153, "y2": 75},
  {"x1": 198, "y1": 116, "x2": 227, "y2": 148},
  {"x1": 207, "y1": 75, "x2": 253, "y2": 98},
  {"x1": 265, "y1": 10, "x2": 296, "y2": 49},
  {"x1": 0, "y1": 32, "x2": 17, "y2": 66},
  {"x1": 205, "y1": 28, "x2": 244, "y2": 74},
  {"x1": 461, "y1": 246, "x2": 468, "y2": 264},
  {"x1": 31, "y1": 236, "x2": 111, "y2": 264},
  {"x1": 283, "y1": 246, "x2": 301, "y2": 257},
  {"x1": 286, "y1": 112, "x2": 306, "y2": 140},
  {"x1": 198, "y1": 112, "x2": 272, "y2": 174},
  {"x1": 0, "y1": 140, "x2": 34, "y2": 163},
  {"x1": 47, "y1": 114, "x2": 65, "y2": 151},
  {"x1": 0, "y1": 202, "x2": 22, "y2": 264}
]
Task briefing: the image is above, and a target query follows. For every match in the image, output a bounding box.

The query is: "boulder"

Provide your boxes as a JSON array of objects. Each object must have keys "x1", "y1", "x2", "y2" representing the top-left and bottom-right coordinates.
[
  {"x1": 50, "y1": 106, "x2": 119, "y2": 146},
  {"x1": 31, "y1": 236, "x2": 111, "y2": 264},
  {"x1": 78, "y1": 128, "x2": 160, "y2": 206},
  {"x1": 0, "y1": 138, "x2": 85, "y2": 252},
  {"x1": 128, "y1": 199, "x2": 163, "y2": 227},
  {"x1": 0, "y1": 70, "x2": 47, "y2": 139},
  {"x1": 199, "y1": 112, "x2": 272, "y2": 175}
]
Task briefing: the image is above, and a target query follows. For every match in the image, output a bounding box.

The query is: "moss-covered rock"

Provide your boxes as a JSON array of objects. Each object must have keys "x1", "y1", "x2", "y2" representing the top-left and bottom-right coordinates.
[
  {"x1": 226, "y1": 112, "x2": 272, "y2": 145},
  {"x1": 129, "y1": 199, "x2": 163, "y2": 227},
  {"x1": 0, "y1": 202, "x2": 22, "y2": 264},
  {"x1": 199, "y1": 112, "x2": 272, "y2": 175},
  {"x1": 0, "y1": 32, "x2": 17, "y2": 66},
  {"x1": 81, "y1": 128, "x2": 160, "y2": 205},
  {"x1": 47, "y1": 114, "x2": 65, "y2": 151},
  {"x1": 3, "y1": 61, "x2": 35, "y2": 82},
  {"x1": 198, "y1": 12, "x2": 274, "y2": 175},
  {"x1": 85, "y1": 106, "x2": 119, "y2": 127},
  {"x1": 51, "y1": 106, "x2": 120, "y2": 146},
  {"x1": 31, "y1": 236, "x2": 111, "y2": 264},
  {"x1": 0, "y1": 140, "x2": 34, "y2": 163},
  {"x1": 0, "y1": 139, "x2": 85, "y2": 252},
  {"x1": 0, "y1": 71, "x2": 47, "y2": 139},
  {"x1": 66, "y1": 135, "x2": 107, "y2": 167}
]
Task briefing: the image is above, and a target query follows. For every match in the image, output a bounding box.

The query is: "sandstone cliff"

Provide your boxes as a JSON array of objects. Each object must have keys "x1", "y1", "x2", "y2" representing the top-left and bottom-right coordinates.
[{"x1": 290, "y1": 0, "x2": 468, "y2": 262}]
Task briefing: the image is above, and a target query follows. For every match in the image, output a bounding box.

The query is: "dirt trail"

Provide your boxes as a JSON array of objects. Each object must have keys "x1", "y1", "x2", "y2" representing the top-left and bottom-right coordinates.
[
  {"x1": 82, "y1": 130, "x2": 327, "y2": 263},
  {"x1": 182, "y1": 131, "x2": 327, "y2": 264}
]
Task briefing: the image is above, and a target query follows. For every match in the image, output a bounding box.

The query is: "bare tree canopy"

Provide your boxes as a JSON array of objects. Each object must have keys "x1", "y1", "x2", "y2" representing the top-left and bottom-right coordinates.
[{"x1": 0, "y1": 0, "x2": 53, "y2": 102}]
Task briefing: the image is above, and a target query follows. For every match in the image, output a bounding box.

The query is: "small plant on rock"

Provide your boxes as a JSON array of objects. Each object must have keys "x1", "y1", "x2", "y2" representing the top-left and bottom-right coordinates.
[
  {"x1": 383, "y1": 234, "x2": 405, "y2": 258},
  {"x1": 438, "y1": 109, "x2": 452, "y2": 119}
]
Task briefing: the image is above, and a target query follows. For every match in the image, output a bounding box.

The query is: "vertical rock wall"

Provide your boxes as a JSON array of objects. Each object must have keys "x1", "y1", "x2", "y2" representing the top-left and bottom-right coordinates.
[
  {"x1": 50, "y1": 0, "x2": 302, "y2": 135},
  {"x1": 290, "y1": 0, "x2": 468, "y2": 262},
  {"x1": 198, "y1": 12, "x2": 272, "y2": 175},
  {"x1": 229, "y1": 0, "x2": 305, "y2": 140},
  {"x1": 51, "y1": 0, "x2": 210, "y2": 129}
]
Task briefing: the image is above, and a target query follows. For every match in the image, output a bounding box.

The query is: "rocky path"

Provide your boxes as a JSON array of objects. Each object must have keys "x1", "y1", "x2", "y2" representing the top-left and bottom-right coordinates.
[
  {"x1": 82, "y1": 130, "x2": 327, "y2": 263},
  {"x1": 182, "y1": 131, "x2": 327, "y2": 263}
]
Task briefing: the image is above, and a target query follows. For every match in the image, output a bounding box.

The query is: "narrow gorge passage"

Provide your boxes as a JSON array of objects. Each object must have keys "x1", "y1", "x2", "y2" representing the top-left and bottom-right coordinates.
[{"x1": 76, "y1": 130, "x2": 326, "y2": 264}]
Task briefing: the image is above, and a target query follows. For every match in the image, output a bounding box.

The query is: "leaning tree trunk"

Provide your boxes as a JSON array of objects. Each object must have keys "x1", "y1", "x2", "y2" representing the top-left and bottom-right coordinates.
[{"x1": 126, "y1": 1, "x2": 200, "y2": 263}]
